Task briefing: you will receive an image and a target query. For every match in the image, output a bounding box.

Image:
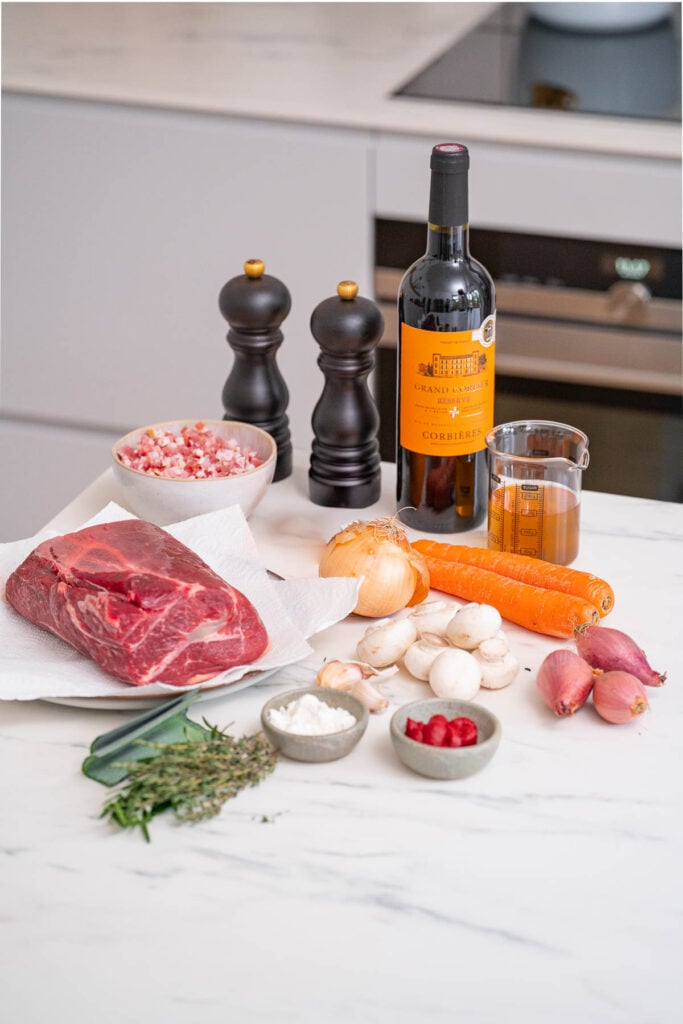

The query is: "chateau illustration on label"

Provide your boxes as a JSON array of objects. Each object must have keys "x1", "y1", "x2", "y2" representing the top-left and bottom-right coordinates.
[{"x1": 417, "y1": 350, "x2": 488, "y2": 377}]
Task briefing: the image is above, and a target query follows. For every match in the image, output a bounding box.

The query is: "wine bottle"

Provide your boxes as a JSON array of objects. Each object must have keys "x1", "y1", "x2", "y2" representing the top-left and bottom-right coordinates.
[{"x1": 396, "y1": 142, "x2": 495, "y2": 532}]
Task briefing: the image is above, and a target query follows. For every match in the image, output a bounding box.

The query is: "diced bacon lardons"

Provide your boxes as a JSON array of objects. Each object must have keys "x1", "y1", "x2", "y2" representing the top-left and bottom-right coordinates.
[{"x1": 116, "y1": 422, "x2": 264, "y2": 480}]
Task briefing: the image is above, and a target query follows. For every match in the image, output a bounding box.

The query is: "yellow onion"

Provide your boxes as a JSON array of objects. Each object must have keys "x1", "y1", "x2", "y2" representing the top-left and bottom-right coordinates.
[{"x1": 319, "y1": 517, "x2": 430, "y2": 618}]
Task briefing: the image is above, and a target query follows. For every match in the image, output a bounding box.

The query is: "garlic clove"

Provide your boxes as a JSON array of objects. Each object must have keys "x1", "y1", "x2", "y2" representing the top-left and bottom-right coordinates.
[
  {"x1": 356, "y1": 617, "x2": 417, "y2": 668},
  {"x1": 316, "y1": 660, "x2": 396, "y2": 712},
  {"x1": 317, "y1": 659, "x2": 376, "y2": 690},
  {"x1": 349, "y1": 677, "x2": 389, "y2": 713},
  {"x1": 403, "y1": 636, "x2": 450, "y2": 682},
  {"x1": 447, "y1": 603, "x2": 502, "y2": 651}
]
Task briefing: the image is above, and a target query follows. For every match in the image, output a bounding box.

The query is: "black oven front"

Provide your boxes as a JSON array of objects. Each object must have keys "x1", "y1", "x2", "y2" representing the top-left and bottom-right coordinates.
[{"x1": 374, "y1": 219, "x2": 682, "y2": 503}]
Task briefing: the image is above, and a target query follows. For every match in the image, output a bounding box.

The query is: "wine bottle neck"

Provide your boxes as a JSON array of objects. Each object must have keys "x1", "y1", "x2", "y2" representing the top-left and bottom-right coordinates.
[
  {"x1": 427, "y1": 164, "x2": 469, "y2": 258},
  {"x1": 426, "y1": 224, "x2": 470, "y2": 259}
]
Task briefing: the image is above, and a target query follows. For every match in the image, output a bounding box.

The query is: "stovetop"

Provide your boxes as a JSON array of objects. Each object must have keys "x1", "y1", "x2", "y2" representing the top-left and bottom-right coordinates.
[{"x1": 397, "y1": 3, "x2": 681, "y2": 122}]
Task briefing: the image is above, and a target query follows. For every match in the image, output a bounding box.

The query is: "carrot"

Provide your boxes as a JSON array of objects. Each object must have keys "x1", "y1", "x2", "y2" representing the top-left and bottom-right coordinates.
[
  {"x1": 412, "y1": 540, "x2": 614, "y2": 617},
  {"x1": 421, "y1": 554, "x2": 600, "y2": 639}
]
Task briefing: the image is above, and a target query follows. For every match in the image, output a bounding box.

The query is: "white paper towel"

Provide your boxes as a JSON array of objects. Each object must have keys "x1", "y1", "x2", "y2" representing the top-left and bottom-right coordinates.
[{"x1": 0, "y1": 502, "x2": 361, "y2": 701}]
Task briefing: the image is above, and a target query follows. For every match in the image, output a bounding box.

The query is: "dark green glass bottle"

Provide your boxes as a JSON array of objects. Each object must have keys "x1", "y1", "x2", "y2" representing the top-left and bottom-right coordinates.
[{"x1": 396, "y1": 143, "x2": 496, "y2": 533}]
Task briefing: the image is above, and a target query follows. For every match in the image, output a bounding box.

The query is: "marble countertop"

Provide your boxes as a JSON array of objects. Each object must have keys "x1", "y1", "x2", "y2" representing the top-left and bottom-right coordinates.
[
  {"x1": 2, "y1": 1, "x2": 680, "y2": 160},
  {"x1": 1, "y1": 454, "x2": 681, "y2": 1023}
]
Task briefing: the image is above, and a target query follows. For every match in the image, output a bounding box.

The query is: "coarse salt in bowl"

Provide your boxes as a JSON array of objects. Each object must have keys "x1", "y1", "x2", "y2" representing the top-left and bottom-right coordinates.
[
  {"x1": 261, "y1": 687, "x2": 369, "y2": 762},
  {"x1": 111, "y1": 419, "x2": 277, "y2": 525}
]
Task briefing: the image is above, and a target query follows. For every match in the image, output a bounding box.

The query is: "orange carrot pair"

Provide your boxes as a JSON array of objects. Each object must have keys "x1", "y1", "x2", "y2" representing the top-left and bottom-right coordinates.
[
  {"x1": 412, "y1": 541, "x2": 614, "y2": 617},
  {"x1": 419, "y1": 554, "x2": 600, "y2": 639}
]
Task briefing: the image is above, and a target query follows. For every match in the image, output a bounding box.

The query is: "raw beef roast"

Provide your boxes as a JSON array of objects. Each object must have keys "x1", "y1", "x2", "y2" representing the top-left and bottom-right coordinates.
[{"x1": 5, "y1": 519, "x2": 269, "y2": 686}]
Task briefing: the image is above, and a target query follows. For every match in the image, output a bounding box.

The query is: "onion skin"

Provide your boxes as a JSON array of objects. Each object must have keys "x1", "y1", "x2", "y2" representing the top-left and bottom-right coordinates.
[
  {"x1": 536, "y1": 649, "x2": 595, "y2": 717},
  {"x1": 575, "y1": 625, "x2": 666, "y2": 687},
  {"x1": 319, "y1": 518, "x2": 429, "y2": 618},
  {"x1": 592, "y1": 670, "x2": 649, "y2": 724}
]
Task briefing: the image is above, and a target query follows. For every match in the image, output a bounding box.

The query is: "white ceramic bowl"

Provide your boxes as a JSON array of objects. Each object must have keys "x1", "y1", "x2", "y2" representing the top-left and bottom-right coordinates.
[
  {"x1": 111, "y1": 419, "x2": 276, "y2": 525},
  {"x1": 529, "y1": 3, "x2": 673, "y2": 33}
]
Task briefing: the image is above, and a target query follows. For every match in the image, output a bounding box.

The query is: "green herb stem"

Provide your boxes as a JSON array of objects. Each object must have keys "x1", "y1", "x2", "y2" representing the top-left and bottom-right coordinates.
[{"x1": 101, "y1": 729, "x2": 278, "y2": 841}]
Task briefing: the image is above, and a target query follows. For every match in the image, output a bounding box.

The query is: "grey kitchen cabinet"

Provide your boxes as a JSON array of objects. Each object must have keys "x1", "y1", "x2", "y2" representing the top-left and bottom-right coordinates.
[
  {"x1": 0, "y1": 420, "x2": 122, "y2": 541},
  {"x1": 375, "y1": 134, "x2": 682, "y2": 247},
  {"x1": 1, "y1": 94, "x2": 373, "y2": 540}
]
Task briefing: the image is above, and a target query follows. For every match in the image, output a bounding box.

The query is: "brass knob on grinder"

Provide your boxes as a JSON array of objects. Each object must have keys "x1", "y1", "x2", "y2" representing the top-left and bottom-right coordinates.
[{"x1": 243, "y1": 258, "x2": 265, "y2": 279}]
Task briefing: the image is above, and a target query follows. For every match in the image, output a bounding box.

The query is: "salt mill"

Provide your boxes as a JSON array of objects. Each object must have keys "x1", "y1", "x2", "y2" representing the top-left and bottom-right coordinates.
[
  {"x1": 219, "y1": 258, "x2": 292, "y2": 481},
  {"x1": 309, "y1": 280, "x2": 384, "y2": 507}
]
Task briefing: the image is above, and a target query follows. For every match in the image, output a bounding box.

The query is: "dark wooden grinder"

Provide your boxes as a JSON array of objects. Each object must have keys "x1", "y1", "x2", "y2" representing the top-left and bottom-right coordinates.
[
  {"x1": 309, "y1": 280, "x2": 384, "y2": 507},
  {"x1": 219, "y1": 258, "x2": 292, "y2": 481}
]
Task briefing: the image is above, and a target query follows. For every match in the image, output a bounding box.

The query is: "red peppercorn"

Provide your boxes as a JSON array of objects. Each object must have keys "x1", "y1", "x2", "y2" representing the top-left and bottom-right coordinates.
[
  {"x1": 422, "y1": 717, "x2": 449, "y2": 746},
  {"x1": 449, "y1": 717, "x2": 478, "y2": 747},
  {"x1": 404, "y1": 713, "x2": 478, "y2": 748},
  {"x1": 405, "y1": 718, "x2": 424, "y2": 742},
  {"x1": 442, "y1": 723, "x2": 463, "y2": 748}
]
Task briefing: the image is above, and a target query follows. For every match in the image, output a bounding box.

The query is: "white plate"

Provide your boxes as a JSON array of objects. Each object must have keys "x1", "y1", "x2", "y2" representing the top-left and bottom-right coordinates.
[
  {"x1": 42, "y1": 665, "x2": 285, "y2": 711},
  {"x1": 42, "y1": 659, "x2": 321, "y2": 711}
]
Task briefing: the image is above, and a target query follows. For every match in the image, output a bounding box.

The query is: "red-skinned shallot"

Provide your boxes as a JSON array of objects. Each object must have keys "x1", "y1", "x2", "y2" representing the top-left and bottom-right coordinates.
[
  {"x1": 592, "y1": 670, "x2": 649, "y2": 724},
  {"x1": 536, "y1": 649, "x2": 595, "y2": 717},
  {"x1": 575, "y1": 625, "x2": 666, "y2": 687}
]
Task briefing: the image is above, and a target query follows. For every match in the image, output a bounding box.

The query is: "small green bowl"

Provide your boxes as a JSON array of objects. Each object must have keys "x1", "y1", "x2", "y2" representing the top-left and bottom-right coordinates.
[
  {"x1": 261, "y1": 687, "x2": 369, "y2": 763},
  {"x1": 390, "y1": 698, "x2": 501, "y2": 780}
]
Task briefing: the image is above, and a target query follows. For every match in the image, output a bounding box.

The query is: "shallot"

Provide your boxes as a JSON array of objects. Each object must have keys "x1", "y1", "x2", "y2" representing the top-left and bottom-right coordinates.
[
  {"x1": 536, "y1": 649, "x2": 595, "y2": 717},
  {"x1": 592, "y1": 670, "x2": 649, "y2": 724},
  {"x1": 575, "y1": 625, "x2": 666, "y2": 687}
]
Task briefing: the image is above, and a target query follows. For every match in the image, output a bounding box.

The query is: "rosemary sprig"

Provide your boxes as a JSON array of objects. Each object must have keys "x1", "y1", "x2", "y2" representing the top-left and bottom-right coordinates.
[{"x1": 101, "y1": 726, "x2": 278, "y2": 841}]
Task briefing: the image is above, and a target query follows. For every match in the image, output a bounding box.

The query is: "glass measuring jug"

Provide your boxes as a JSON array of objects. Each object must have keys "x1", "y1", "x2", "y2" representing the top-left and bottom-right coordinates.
[{"x1": 486, "y1": 421, "x2": 589, "y2": 565}]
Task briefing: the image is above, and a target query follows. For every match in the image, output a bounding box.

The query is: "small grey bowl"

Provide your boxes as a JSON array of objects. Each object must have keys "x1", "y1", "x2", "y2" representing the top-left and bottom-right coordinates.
[
  {"x1": 261, "y1": 687, "x2": 369, "y2": 763},
  {"x1": 390, "y1": 699, "x2": 501, "y2": 780}
]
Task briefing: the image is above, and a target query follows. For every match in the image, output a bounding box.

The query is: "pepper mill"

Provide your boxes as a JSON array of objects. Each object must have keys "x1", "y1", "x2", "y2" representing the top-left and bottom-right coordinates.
[
  {"x1": 218, "y1": 258, "x2": 292, "y2": 481},
  {"x1": 309, "y1": 280, "x2": 384, "y2": 507}
]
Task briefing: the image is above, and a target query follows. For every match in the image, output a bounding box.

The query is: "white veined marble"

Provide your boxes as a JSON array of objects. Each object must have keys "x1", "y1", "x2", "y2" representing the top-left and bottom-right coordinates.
[
  {"x1": 1, "y1": 453, "x2": 681, "y2": 1022},
  {"x1": 2, "y1": 1, "x2": 679, "y2": 159}
]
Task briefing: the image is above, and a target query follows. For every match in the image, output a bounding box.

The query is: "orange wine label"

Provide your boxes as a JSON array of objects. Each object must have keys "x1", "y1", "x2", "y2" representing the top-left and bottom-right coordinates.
[{"x1": 399, "y1": 315, "x2": 495, "y2": 456}]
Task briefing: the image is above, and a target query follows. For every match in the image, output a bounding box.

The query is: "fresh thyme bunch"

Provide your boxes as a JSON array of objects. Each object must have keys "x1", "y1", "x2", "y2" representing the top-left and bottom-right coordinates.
[{"x1": 102, "y1": 726, "x2": 278, "y2": 841}]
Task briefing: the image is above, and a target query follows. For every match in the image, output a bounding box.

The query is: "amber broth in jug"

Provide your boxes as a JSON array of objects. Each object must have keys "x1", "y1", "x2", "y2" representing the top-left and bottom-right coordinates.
[{"x1": 488, "y1": 480, "x2": 580, "y2": 565}]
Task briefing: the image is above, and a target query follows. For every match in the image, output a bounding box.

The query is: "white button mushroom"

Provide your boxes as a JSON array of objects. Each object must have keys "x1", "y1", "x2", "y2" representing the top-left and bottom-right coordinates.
[
  {"x1": 403, "y1": 636, "x2": 450, "y2": 681},
  {"x1": 356, "y1": 616, "x2": 417, "y2": 669},
  {"x1": 408, "y1": 600, "x2": 460, "y2": 638},
  {"x1": 477, "y1": 634, "x2": 510, "y2": 662},
  {"x1": 473, "y1": 646, "x2": 520, "y2": 690},
  {"x1": 428, "y1": 647, "x2": 482, "y2": 701},
  {"x1": 446, "y1": 603, "x2": 502, "y2": 650}
]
